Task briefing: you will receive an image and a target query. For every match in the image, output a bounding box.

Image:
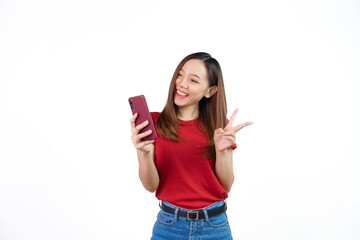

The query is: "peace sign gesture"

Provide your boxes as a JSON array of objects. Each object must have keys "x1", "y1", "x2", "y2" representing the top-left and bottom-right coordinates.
[{"x1": 214, "y1": 109, "x2": 253, "y2": 152}]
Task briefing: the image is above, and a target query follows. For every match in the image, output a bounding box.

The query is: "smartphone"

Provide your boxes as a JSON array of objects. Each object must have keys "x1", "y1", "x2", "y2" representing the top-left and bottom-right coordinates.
[{"x1": 128, "y1": 95, "x2": 157, "y2": 141}]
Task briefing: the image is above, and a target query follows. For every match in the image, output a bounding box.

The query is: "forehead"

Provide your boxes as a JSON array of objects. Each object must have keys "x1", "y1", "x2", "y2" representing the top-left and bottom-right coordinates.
[{"x1": 181, "y1": 59, "x2": 207, "y2": 79}]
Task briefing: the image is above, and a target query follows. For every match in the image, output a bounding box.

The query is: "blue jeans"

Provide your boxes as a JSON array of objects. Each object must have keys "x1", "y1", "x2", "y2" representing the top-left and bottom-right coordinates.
[{"x1": 151, "y1": 200, "x2": 233, "y2": 240}]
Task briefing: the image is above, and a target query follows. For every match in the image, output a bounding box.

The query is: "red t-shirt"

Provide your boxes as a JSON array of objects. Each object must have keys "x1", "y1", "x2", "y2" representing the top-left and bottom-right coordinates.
[{"x1": 151, "y1": 112, "x2": 236, "y2": 209}]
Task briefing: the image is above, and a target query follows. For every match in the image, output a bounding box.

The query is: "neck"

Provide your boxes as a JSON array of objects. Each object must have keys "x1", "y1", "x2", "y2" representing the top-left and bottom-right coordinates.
[{"x1": 177, "y1": 105, "x2": 199, "y2": 121}]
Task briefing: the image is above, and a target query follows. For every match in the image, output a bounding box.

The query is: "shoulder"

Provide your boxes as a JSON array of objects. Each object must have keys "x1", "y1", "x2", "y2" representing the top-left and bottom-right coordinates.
[{"x1": 150, "y1": 112, "x2": 160, "y2": 123}]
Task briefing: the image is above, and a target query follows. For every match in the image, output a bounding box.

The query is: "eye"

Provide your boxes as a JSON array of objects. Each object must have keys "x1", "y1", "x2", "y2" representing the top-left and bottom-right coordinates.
[
  {"x1": 177, "y1": 73, "x2": 182, "y2": 77},
  {"x1": 191, "y1": 79, "x2": 199, "y2": 83}
]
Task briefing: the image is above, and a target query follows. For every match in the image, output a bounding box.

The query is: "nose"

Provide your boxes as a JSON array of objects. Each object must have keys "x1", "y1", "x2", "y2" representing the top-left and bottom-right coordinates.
[{"x1": 179, "y1": 76, "x2": 188, "y2": 89}]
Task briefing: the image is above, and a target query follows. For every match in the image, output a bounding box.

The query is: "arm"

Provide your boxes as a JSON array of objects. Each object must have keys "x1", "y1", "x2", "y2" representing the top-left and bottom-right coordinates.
[
  {"x1": 137, "y1": 146, "x2": 159, "y2": 192},
  {"x1": 214, "y1": 109, "x2": 253, "y2": 193},
  {"x1": 215, "y1": 148, "x2": 234, "y2": 192},
  {"x1": 130, "y1": 113, "x2": 159, "y2": 193}
]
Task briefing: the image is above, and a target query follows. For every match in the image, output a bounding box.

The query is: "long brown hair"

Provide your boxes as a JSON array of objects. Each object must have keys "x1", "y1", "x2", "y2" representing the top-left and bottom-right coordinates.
[{"x1": 156, "y1": 52, "x2": 227, "y2": 160}]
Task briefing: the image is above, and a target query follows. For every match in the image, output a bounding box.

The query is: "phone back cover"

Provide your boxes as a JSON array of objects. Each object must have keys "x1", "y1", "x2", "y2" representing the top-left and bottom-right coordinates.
[{"x1": 128, "y1": 95, "x2": 157, "y2": 141}]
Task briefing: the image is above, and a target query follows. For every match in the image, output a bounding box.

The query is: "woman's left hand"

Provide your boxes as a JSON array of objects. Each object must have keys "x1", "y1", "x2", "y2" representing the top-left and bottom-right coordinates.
[{"x1": 214, "y1": 109, "x2": 253, "y2": 152}]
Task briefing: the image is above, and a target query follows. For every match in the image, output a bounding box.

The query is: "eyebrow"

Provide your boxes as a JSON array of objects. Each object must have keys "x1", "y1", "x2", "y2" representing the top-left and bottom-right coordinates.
[{"x1": 179, "y1": 69, "x2": 201, "y2": 80}]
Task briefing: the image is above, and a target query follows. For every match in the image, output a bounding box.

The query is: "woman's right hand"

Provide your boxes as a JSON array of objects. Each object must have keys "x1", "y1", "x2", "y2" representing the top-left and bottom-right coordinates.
[{"x1": 130, "y1": 113, "x2": 155, "y2": 153}]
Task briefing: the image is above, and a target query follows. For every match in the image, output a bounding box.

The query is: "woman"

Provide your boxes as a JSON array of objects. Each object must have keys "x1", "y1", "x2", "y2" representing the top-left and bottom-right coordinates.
[{"x1": 130, "y1": 52, "x2": 252, "y2": 239}]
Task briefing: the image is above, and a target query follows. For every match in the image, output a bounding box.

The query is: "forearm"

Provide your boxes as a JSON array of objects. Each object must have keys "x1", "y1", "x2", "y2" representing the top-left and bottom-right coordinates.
[
  {"x1": 137, "y1": 146, "x2": 159, "y2": 193},
  {"x1": 215, "y1": 148, "x2": 234, "y2": 193}
]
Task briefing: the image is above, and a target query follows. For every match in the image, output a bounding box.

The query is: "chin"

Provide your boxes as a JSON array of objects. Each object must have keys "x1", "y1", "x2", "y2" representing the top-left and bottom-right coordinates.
[{"x1": 174, "y1": 99, "x2": 184, "y2": 107}]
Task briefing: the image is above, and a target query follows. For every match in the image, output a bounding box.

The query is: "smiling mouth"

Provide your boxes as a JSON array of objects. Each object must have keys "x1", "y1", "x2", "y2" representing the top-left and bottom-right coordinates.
[{"x1": 176, "y1": 89, "x2": 189, "y2": 97}]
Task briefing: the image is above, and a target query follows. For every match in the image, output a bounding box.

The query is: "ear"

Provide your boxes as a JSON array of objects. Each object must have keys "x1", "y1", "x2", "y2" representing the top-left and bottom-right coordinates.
[{"x1": 205, "y1": 86, "x2": 218, "y2": 98}]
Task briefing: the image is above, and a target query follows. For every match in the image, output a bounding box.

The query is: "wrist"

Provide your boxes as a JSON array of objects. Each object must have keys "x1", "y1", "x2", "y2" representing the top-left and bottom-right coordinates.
[
  {"x1": 137, "y1": 149, "x2": 151, "y2": 156},
  {"x1": 215, "y1": 148, "x2": 227, "y2": 157}
]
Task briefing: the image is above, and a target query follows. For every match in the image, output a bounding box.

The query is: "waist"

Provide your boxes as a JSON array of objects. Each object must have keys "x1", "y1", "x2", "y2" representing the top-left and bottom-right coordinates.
[{"x1": 160, "y1": 200, "x2": 227, "y2": 220}]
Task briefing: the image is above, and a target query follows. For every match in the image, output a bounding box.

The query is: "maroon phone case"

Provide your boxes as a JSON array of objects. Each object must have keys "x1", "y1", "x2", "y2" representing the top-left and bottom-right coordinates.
[{"x1": 128, "y1": 95, "x2": 157, "y2": 141}]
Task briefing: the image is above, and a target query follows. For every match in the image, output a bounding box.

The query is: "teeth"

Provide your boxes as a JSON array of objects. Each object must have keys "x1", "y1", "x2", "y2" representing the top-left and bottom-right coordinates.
[{"x1": 177, "y1": 90, "x2": 188, "y2": 96}]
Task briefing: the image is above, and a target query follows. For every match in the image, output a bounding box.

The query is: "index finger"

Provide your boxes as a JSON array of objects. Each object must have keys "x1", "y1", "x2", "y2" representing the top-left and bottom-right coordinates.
[
  {"x1": 234, "y1": 121, "x2": 253, "y2": 132},
  {"x1": 228, "y1": 108, "x2": 239, "y2": 125},
  {"x1": 130, "y1": 113, "x2": 138, "y2": 128}
]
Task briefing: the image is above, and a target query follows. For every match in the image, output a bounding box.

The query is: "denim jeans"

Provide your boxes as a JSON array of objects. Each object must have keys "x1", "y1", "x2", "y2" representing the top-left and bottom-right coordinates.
[{"x1": 151, "y1": 200, "x2": 233, "y2": 240}]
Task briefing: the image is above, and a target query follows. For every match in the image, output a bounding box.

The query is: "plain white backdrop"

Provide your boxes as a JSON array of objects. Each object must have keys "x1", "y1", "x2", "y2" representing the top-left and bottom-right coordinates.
[{"x1": 1, "y1": 0, "x2": 359, "y2": 239}]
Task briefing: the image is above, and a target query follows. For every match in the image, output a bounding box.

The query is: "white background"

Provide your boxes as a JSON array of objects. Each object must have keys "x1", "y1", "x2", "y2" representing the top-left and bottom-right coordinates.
[{"x1": 1, "y1": 0, "x2": 360, "y2": 239}]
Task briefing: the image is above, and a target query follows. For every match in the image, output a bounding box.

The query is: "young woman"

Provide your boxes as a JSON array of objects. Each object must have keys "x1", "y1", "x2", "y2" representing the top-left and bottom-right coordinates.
[{"x1": 130, "y1": 52, "x2": 252, "y2": 239}]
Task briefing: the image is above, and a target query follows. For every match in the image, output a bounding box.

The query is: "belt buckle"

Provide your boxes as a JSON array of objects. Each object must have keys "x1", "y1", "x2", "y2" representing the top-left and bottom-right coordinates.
[{"x1": 187, "y1": 210, "x2": 199, "y2": 220}]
